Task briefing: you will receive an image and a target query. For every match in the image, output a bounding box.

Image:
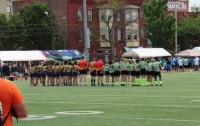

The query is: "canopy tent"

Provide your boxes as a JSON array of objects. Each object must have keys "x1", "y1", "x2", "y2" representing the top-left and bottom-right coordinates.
[
  {"x1": 175, "y1": 49, "x2": 200, "y2": 57},
  {"x1": 0, "y1": 51, "x2": 48, "y2": 62},
  {"x1": 122, "y1": 48, "x2": 171, "y2": 58},
  {"x1": 192, "y1": 47, "x2": 200, "y2": 52}
]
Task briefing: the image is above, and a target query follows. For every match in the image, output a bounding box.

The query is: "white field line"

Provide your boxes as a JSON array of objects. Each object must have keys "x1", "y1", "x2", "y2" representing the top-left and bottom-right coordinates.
[
  {"x1": 190, "y1": 100, "x2": 200, "y2": 102},
  {"x1": 23, "y1": 94, "x2": 200, "y2": 98},
  {"x1": 26, "y1": 101, "x2": 200, "y2": 108},
  {"x1": 83, "y1": 115, "x2": 200, "y2": 123}
]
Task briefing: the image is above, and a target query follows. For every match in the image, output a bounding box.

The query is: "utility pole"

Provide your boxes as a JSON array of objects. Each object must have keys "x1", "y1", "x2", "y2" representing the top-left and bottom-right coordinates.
[
  {"x1": 48, "y1": 0, "x2": 55, "y2": 50},
  {"x1": 175, "y1": 8, "x2": 177, "y2": 54},
  {"x1": 83, "y1": 0, "x2": 89, "y2": 60}
]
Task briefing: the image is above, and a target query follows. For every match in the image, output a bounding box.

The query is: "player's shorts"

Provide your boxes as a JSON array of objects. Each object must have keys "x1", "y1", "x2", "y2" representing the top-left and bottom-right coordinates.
[
  {"x1": 114, "y1": 71, "x2": 120, "y2": 77},
  {"x1": 97, "y1": 70, "x2": 104, "y2": 76},
  {"x1": 40, "y1": 72, "x2": 46, "y2": 77},
  {"x1": 154, "y1": 71, "x2": 161, "y2": 77},
  {"x1": 131, "y1": 71, "x2": 136, "y2": 76},
  {"x1": 135, "y1": 71, "x2": 141, "y2": 77},
  {"x1": 90, "y1": 70, "x2": 96, "y2": 76},
  {"x1": 121, "y1": 70, "x2": 126, "y2": 75},
  {"x1": 146, "y1": 71, "x2": 153, "y2": 75},
  {"x1": 140, "y1": 69, "x2": 146, "y2": 75},
  {"x1": 79, "y1": 69, "x2": 87, "y2": 74},
  {"x1": 125, "y1": 70, "x2": 130, "y2": 75},
  {"x1": 105, "y1": 71, "x2": 110, "y2": 75},
  {"x1": 72, "y1": 71, "x2": 78, "y2": 77}
]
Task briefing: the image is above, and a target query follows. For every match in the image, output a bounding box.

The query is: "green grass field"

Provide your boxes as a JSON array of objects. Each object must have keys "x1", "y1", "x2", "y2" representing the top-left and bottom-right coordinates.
[{"x1": 13, "y1": 71, "x2": 200, "y2": 126}]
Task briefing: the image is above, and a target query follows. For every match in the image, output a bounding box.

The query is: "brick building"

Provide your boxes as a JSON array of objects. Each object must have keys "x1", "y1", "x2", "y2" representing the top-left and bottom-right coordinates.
[
  {"x1": 67, "y1": 0, "x2": 146, "y2": 59},
  {"x1": 12, "y1": 0, "x2": 146, "y2": 57},
  {"x1": 0, "y1": 0, "x2": 17, "y2": 17},
  {"x1": 11, "y1": 0, "x2": 197, "y2": 59}
]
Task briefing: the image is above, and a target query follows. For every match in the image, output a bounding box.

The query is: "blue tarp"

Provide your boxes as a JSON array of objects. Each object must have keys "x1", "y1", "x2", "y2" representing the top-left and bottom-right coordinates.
[{"x1": 42, "y1": 50, "x2": 82, "y2": 61}]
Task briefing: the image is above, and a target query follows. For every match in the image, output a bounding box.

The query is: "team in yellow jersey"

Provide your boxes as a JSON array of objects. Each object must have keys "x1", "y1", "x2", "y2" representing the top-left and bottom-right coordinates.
[{"x1": 29, "y1": 60, "x2": 81, "y2": 86}]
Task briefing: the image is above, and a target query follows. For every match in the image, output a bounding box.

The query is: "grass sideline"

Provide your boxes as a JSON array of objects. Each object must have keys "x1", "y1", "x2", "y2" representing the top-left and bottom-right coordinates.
[{"x1": 13, "y1": 71, "x2": 200, "y2": 126}]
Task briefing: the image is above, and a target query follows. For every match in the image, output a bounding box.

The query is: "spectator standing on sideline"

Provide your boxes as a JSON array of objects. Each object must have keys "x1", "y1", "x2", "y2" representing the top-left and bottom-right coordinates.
[
  {"x1": 0, "y1": 78, "x2": 27, "y2": 126},
  {"x1": 175, "y1": 57, "x2": 179, "y2": 71},
  {"x1": 2, "y1": 63, "x2": 10, "y2": 79},
  {"x1": 171, "y1": 57, "x2": 175, "y2": 70},
  {"x1": 166, "y1": 58, "x2": 171, "y2": 72},
  {"x1": 0, "y1": 64, "x2": 2, "y2": 77},
  {"x1": 178, "y1": 58, "x2": 184, "y2": 72},
  {"x1": 194, "y1": 57, "x2": 200, "y2": 71},
  {"x1": 11, "y1": 63, "x2": 19, "y2": 81}
]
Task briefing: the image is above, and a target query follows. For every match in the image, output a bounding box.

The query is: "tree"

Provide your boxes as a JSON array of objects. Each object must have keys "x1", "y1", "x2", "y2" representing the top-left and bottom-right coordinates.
[
  {"x1": 4, "y1": 14, "x2": 26, "y2": 50},
  {"x1": 191, "y1": 5, "x2": 200, "y2": 13},
  {"x1": 0, "y1": 14, "x2": 8, "y2": 49},
  {"x1": 178, "y1": 15, "x2": 200, "y2": 50},
  {"x1": 95, "y1": 0, "x2": 137, "y2": 59},
  {"x1": 143, "y1": 0, "x2": 176, "y2": 50},
  {"x1": 19, "y1": 2, "x2": 59, "y2": 50}
]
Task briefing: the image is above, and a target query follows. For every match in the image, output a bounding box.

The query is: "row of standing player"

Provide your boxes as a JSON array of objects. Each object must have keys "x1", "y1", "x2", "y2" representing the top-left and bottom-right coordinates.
[
  {"x1": 89, "y1": 57, "x2": 163, "y2": 86},
  {"x1": 29, "y1": 56, "x2": 163, "y2": 86}
]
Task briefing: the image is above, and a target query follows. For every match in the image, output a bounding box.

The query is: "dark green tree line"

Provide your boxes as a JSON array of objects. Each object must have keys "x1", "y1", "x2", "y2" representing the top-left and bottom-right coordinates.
[
  {"x1": 0, "y1": 2, "x2": 61, "y2": 50},
  {"x1": 143, "y1": 0, "x2": 176, "y2": 51}
]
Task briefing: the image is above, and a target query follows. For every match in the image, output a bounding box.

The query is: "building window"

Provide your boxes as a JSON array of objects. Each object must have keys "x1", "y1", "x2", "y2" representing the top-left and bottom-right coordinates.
[
  {"x1": 100, "y1": 10, "x2": 106, "y2": 21},
  {"x1": 78, "y1": 9, "x2": 82, "y2": 21},
  {"x1": 100, "y1": 29, "x2": 107, "y2": 41},
  {"x1": 117, "y1": 12, "x2": 120, "y2": 21},
  {"x1": 125, "y1": 9, "x2": 137, "y2": 22},
  {"x1": 89, "y1": 29, "x2": 94, "y2": 41},
  {"x1": 6, "y1": 6, "x2": 11, "y2": 13},
  {"x1": 133, "y1": 29, "x2": 138, "y2": 40},
  {"x1": 99, "y1": 9, "x2": 113, "y2": 21},
  {"x1": 78, "y1": 29, "x2": 83, "y2": 41},
  {"x1": 88, "y1": 9, "x2": 92, "y2": 21},
  {"x1": 107, "y1": 9, "x2": 113, "y2": 20},
  {"x1": 126, "y1": 29, "x2": 133, "y2": 41},
  {"x1": 118, "y1": 29, "x2": 122, "y2": 41}
]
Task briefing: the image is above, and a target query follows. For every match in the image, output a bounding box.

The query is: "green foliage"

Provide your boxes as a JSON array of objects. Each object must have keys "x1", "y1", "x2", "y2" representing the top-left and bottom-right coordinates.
[
  {"x1": 0, "y1": 14, "x2": 8, "y2": 49},
  {"x1": 191, "y1": 6, "x2": 200, "y2": 13},
  {"x1": 177, "y1": 15, "x2": 200, "y2": 50},
  {"x1": 143, "y1": 0, "x2": 176, "y2": 50},
  {"x1": 19, "y1": 3, "x2": 58, "y2": 50},
  {"x1": 0, "y1": 2, "x2": 59, "y2": 50}
]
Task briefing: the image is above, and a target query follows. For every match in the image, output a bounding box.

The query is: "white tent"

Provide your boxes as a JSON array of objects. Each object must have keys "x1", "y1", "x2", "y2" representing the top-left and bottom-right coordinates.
[
  {"x1": 122, "y1": 48, "x2": 171, "y2": 58},
  {"x1": 0, "y1": 51, "x2": 48, "y2": 62},
  {"x1": 192, "y1": 47, "x2": 200, "y2": 52},
  {"x1": 175, "y1": 49, "x2": 200, "y2": 57}
]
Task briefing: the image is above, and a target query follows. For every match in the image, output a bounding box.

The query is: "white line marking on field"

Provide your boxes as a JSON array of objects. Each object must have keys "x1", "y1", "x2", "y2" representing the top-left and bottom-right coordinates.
[
  {"x1": 26, "y1": 101, "x2": 200, "y2": 108},
  {"x1": 190, "y1": 100, "x2": 200, "y2": 102},
  {"x1": 22, "y1": 115, "x2": 56, "y2": 121},
  {"x1": 84, "y1": 116, "x2": 200, "y2": 123},
  {"x1": 24, "y1": 94, "x2": 200, "y2": 98},
  {"x1": 55, "y1": 111, "x2": 103, "y2": 115}
]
